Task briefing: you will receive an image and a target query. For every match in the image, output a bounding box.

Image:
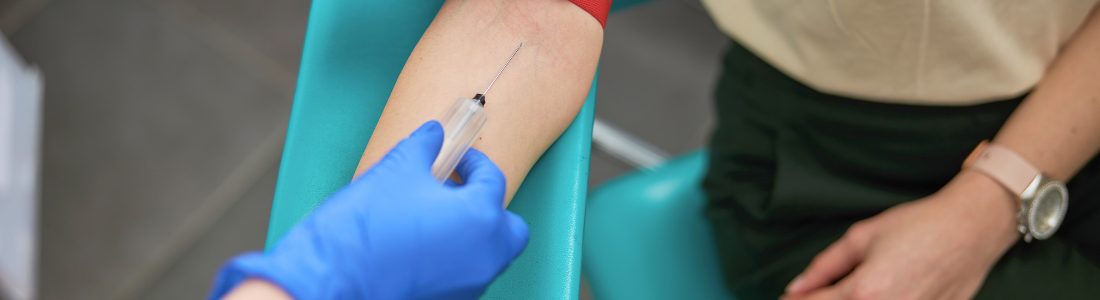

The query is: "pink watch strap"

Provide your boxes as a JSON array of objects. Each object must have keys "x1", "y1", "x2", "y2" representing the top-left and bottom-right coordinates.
[{"x1": 963, "y1": 141, "x2": 1039, "y2": 196}]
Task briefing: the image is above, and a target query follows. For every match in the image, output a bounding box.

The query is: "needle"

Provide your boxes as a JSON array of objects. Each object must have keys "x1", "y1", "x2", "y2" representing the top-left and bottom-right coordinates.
[{"x1": 474, "y1": 42, "x2": 523, "y2": 104}]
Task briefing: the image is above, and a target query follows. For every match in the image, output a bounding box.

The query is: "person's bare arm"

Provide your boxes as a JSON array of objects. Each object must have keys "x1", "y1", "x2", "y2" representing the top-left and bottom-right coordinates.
[
  {"x1": 992, "y1": 5, "x2": 1100, "y2": 183},
  {"x1": 354, "y1": 1, "x2": 603, "y2": 205},
  {"x1": 787, "y1": 5, "x2": 1100, "y2": 299}
]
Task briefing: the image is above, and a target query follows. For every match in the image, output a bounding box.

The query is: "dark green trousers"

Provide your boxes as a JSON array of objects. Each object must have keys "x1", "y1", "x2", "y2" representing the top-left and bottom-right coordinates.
[{"x1": 703, "y1": 42, "x2": 1100, "y2": 300}]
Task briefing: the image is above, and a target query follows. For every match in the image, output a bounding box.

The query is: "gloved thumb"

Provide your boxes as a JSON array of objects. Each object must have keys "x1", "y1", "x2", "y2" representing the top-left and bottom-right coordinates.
[
  {"x1": 504, "y1": 212, "x2": 530, "y2": 259},
  {"x1": 378, "y1": 121, "x2": 445, "y2": 171}
]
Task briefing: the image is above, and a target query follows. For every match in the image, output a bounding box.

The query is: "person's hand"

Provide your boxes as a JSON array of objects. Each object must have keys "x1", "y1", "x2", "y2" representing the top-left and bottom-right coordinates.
[
  {"x1": 209, "y1": 121, "x2": 530, "y2": 299},
  {"x1": 783, "y1": 171, "x2": 1021, "y2": 300}
]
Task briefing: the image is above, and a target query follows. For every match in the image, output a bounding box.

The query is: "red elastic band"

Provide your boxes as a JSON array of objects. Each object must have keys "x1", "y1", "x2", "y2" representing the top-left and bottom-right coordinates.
[{"x1": 568, "y1": 0, "x2": 611, "y2": 28}]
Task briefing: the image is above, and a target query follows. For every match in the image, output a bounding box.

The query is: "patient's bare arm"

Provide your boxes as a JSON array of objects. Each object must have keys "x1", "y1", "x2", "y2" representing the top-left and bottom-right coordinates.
[{"x1": 354, "y1": 0, "x2": 604, "y2": 205}]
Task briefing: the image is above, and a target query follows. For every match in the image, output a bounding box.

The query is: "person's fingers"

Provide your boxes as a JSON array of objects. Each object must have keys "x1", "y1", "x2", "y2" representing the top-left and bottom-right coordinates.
[
  {"x1": 785, "y1": 284, "x2": 845, "y2": 300},
  {"x1": 378, "y1": 121, "x2": 445, "y2": 170},
  {"x1": 503, "y1": 212, "x2": 530, "y2": 259},
  {"x1": 453, "y1": 148, "x2": 506, "y2": 206},
  {"x1": 786, "y1": 226, "x2": 871, "y2": 295}
]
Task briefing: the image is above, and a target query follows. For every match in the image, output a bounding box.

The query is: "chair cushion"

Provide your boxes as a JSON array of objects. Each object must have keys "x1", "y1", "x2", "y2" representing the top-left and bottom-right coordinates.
[{"x1": 584, "y1": 150, "x2": 734, "y2": 299}]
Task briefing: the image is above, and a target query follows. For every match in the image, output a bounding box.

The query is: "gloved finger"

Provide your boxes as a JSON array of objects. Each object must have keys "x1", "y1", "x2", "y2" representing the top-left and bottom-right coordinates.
[
  {"x1": 504, "y1": 212, "x2": 530, "y2": 259},
  {"x1": 453, "y1": 148, "x2": 506, "y2": 206},
  {"x1": 378, "y1": 120, "x2": 445, "y2": 171}
]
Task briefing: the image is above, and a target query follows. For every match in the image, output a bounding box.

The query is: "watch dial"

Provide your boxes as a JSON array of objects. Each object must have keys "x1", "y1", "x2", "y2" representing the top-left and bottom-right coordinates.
[{"x1": 1030, "y1": 184, "x2": 1068, "y2": 239}]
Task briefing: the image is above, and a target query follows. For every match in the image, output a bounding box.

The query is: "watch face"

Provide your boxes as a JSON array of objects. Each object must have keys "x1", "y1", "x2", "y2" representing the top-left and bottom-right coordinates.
[{"x1": 1028, "y1": 183, "x2": 1069, "y2": 240}]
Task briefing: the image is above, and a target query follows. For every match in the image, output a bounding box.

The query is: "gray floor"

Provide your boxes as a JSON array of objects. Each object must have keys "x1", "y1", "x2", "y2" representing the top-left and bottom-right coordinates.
[{"x1": 1, "y1": 0, "x2": 726, "y2": 299}]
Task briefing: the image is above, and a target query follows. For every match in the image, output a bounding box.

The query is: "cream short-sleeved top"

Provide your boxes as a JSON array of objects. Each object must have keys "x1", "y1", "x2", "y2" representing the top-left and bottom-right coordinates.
[{"x1": 700, "y1": 0, "x2": 1098, "y2": 105}]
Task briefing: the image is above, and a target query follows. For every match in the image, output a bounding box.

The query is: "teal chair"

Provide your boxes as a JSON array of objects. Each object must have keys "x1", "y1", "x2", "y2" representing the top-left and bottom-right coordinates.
[
  {"x1": 584, "y1": 150, "x2": 735, "y2": 299},
  {"x1": 264, "y1": 1, "x2": 602, "y2": 298}
]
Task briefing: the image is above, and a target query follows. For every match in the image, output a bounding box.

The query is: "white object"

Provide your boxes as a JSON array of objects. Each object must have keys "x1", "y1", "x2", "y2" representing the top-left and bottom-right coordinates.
[
  {"x1": 431, "y1": 43, "x2": 521, "y2": 181},
  {"x1": 591, "y1": 118, "x2": 668, "y2": 170},
  {"x1": 0, "y1": 34, "x2": 42, "y2": 300},
  {"x1": 432, "y1": 97, "x2": 488, "y2": 181}
]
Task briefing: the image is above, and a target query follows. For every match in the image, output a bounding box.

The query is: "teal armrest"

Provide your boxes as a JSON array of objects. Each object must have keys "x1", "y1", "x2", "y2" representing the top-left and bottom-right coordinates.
[
  {"x1": 265, "y1": 1, "x2": 596, "y2": 299},
  {"x1": 584, "y1": 150, "x2": 734, "y2": 300}
]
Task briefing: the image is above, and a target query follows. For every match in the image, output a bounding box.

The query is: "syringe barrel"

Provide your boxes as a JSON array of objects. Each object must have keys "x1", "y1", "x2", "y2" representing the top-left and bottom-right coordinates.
[{"x1": 432, "y1": 97, "x2": 488, "y2": 181}]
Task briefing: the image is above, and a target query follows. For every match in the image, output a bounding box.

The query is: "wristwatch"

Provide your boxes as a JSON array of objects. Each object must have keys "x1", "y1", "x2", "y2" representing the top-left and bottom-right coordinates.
[{"x1": 963, "y1": 141, "x2": 1068, "y2": 242}]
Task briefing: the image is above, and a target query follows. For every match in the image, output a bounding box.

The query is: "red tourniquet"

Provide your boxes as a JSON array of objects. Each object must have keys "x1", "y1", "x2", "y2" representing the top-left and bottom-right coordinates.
[{"x1": 568, "y1": 0, "x2": 611, "y2": 27}]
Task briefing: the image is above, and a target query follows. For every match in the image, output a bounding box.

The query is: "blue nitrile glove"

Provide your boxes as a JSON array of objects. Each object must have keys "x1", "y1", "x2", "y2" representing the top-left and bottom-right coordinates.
[{"x1": 209, "y1": 121, "x2": 529, "y2": 299}]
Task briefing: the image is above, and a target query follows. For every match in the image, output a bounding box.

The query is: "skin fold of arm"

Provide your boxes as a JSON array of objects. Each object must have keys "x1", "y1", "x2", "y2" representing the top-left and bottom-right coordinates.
[{"x1": 354, "y1": 0, "x2": 604, "y2": 206}]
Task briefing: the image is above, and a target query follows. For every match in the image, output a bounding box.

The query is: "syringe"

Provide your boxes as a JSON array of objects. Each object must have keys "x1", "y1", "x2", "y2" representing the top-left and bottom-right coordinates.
[{"x1": 431, "y1": 43, "x2": 523, "y2": 181}]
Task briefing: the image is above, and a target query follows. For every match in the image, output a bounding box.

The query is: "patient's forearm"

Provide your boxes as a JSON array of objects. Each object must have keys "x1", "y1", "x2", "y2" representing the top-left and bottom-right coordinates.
[{"x1": 355, "y1": 0, "x2": 603, "y2": 204}]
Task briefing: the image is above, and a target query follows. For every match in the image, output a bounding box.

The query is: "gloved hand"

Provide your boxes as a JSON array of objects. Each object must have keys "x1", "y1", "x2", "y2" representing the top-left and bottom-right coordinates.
[{"x1": 209, "y1": 121, "x2": 530, "y2": 299}]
